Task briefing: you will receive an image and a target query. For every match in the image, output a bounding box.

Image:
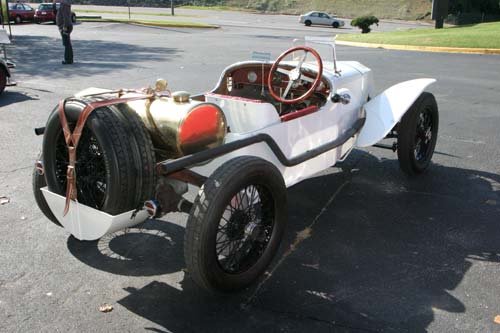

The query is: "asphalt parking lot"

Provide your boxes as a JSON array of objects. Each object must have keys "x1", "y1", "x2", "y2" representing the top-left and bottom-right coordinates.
[{"x1": 0, "y1": 18, "x2": 499, "y2": 333}]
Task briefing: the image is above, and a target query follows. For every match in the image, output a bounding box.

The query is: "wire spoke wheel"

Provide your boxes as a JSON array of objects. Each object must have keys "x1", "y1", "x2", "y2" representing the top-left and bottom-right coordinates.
[
  {"x1": 397, "y1": 92, "x2": 439, "y2": 175},
  {"x1": 54, "y1": 128, "x2": 107, "y2": 209},
  {"x1": 184, "y1": 156, "x2": 287, "y2": 292},
  {"x1": 216, "y1": 184, "x2": 275, "y2": 274},
  {"x1": 414, "y1": 107, "x2": 434, "y2": 162}
]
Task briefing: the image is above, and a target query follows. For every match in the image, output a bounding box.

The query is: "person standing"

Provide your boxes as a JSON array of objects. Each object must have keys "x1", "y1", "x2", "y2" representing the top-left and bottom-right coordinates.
[{"x1": 55, "y1": 0, "x2": 73, "y2": 65}]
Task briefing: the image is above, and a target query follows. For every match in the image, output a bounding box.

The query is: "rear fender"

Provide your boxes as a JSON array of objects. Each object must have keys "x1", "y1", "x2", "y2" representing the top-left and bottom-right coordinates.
[{"x1": 355, "y1": 78, "x2": 436, "y2": 147}]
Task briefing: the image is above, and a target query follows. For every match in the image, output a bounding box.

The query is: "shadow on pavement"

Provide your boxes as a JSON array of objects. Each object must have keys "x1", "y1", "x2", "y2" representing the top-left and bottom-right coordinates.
[
  {"x1": 8, "y1": 34, "x2": 180, "y2": 78},
  {"x1": 0, "y1": 90, "x2": 39, "y2": 107},
  {"x1": 67, "y1": 220, "x2": 185, "y2": 276},
  {"x1": 68, "y1": 149, "x2": 500, "y2": 332}
]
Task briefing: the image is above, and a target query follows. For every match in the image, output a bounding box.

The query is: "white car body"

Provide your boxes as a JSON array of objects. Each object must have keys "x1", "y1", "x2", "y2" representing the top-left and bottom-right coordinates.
[
  {"x1": 41, "y1": 37, "x2": 436, "y2": 240},
  {"x1": 192, "y1": 63, "x2": 434, "y2": 187},
  {"x1": 299, "y1": 11, "x2": 345, "y2": 28},
  {"x1": 193, "y1": 60, "x2": 370, "y2": 187}
]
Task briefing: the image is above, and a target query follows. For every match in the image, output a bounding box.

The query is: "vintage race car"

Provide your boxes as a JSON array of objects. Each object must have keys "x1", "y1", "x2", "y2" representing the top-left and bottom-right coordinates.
[{"x1": 33, "y1": 37, "x2": 439, "y2": 292}]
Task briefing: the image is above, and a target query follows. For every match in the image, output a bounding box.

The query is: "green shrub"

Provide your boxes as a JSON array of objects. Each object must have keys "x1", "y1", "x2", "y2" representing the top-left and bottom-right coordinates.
[{"x1": 351, "y1": 15, "x2": 379, "y2": 33}]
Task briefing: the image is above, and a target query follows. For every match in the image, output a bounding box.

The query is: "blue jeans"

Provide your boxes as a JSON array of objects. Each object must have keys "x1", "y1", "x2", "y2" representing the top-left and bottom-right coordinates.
[{"x1": 60, "y1": 27, "x2": 73, "y2": 63}]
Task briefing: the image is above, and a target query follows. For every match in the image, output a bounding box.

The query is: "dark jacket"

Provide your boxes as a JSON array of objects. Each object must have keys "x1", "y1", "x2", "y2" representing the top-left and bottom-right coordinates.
[{"x1": 56, "y1": 0, "x2": 73, "y2": 31}]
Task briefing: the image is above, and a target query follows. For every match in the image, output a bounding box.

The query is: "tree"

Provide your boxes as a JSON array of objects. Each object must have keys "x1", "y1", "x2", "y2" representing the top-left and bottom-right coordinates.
[
  {"x1": 351, "y1": 15, "x2": 379, "y2": 34},
  {"x1": 448, "y1": 0, "x2": 500, "y2": 14}
]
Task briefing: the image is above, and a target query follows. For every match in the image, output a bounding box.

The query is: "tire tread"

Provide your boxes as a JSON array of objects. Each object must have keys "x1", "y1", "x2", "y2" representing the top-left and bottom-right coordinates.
[{"x1": 32, "y1": 153, "x2": 61, "y2": 227}]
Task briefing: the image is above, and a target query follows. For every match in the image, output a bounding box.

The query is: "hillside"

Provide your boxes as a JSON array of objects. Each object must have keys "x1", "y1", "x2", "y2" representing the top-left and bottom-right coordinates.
[
  {"x1": 225, "y1": 0, "x2": 433, "y2": 20},
  {"x1": 67, "y1": 0, "x2": 433, "y2": 20}
]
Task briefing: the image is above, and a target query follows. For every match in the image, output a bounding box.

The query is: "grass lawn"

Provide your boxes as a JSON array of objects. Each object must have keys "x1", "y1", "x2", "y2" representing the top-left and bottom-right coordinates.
[
  {"x1": 337, "y1": 22, "x2": 500, "y2": 49},
  {"x1": 78, "y1": 18, "x2": 218, "y2": 29}
]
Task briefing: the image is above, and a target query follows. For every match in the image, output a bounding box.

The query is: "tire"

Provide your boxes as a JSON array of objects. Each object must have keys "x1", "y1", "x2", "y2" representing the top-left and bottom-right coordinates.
[
  {"x1": 304, "y1": 20, "x2": 312, "y2": 26},
  {"x1": 397, "y1": 92, "x2": 439, "y2": 175},
  {"x1": 42, "y1": 100, "x2": 156, "y2": 215},
  {"x1": 33, "y1": 153, "x2": 62, "y2": 227},
  {"x1": 0, "y1": 68, "x2": 6, "y2": 95},
  {"x1": 184, "y1": 156, "x2": 287, "y2": 292},
  {"x1": 332, "y1": 21, "x2": 340, "y2": 28},
  {"x1": 112, "y1": 103, "x2": 157, "y2": 206},
  {"x1": 15, "y1": 16, "x2": 21, "y2": 24},
  {"x1": 71, "y1": 14, "x2": 76, "y2": 23}
]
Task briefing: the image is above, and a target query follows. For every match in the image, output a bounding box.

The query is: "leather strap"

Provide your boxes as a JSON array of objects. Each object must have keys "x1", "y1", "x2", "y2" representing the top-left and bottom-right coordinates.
[{"x1": 58, "y1": 94, "x2": 153, "y2": 216}]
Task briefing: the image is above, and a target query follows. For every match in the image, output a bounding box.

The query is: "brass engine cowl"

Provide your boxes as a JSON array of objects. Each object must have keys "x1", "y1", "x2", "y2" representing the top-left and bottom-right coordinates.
[{"x1": 125, "y1": 94, "x2": 226, "y2": 157}]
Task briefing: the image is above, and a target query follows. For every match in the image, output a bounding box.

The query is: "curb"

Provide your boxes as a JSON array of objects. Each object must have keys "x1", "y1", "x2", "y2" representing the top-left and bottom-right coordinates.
[
  {"x1": 76, "y1": 15, "x2": 102, "y2": 19},
  {"x1": 336, "y1": 40, "x2": 500, "y2": 55}
]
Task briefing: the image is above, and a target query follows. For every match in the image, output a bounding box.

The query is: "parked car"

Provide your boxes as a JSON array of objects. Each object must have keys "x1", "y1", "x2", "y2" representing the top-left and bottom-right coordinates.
[
  {"x1": 34, "y1": 3, "x2": 76, "y2": 24},
  {"x1": 33, "y1": 37, "x2": 438, "y2": 293},
  {"x1": 8, "y1": 3, "x2": 35, "y2": 24},
  {"x1": 299, "y1": 11, "x2": 345, "y2": 28}
]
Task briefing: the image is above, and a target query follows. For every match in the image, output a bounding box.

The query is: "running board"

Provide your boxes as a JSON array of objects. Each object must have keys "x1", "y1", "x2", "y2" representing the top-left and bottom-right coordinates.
[{"x1": 41, "y1": 187, "x2": 148, "y2": 241}]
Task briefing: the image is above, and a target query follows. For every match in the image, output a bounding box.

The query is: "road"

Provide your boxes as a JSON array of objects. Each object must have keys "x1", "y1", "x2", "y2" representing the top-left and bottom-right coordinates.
[
  {"x1": 27, "y1": 3, "x2": 432, "y2": 33},
  {"x1": 90, "y1": 6, "x2": 431, "y2": 33},
  {"x1": 0, "y1": 18, "x2": 499, "y2": 333}
]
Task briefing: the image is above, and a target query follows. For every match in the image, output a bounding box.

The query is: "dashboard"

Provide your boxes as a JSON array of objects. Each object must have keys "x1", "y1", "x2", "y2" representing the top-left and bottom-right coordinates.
[{"x1": 212, "y1": 64, "x2": 330, "y2": 114}]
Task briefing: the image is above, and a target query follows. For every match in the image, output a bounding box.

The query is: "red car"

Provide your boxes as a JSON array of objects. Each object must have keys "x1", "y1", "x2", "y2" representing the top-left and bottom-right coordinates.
[
  {"x1": 8, "y1": 3, "x2": 35, "y2": 24},
  {"x1": 34, "y1": 3, "x2": 76, "y2": 24}
]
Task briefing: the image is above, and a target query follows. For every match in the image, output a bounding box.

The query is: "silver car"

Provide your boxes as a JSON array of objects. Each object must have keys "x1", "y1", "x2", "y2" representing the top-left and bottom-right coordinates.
[{"x1": 299, "y1": 11, "x2": 345, "y2": 28}]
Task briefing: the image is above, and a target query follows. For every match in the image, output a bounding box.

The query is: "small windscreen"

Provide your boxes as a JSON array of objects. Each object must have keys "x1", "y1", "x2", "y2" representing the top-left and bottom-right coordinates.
[
  {"x1": 39, "y1": 4, "x2": 53, "y2": 10},
  {"x1": 293, "y1": 36, "x2": 338, "y2": 71}
]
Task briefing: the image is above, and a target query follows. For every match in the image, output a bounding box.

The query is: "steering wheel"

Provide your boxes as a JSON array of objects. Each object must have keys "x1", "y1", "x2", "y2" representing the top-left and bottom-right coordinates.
[{"x1": 267, "y1": 46, "x2": 323, "y2": 105}]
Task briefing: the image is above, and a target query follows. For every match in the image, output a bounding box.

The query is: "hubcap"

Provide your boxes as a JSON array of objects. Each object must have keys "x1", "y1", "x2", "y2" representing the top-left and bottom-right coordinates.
[{"x1": 289, "y1": 68, "x2": 301, "y2": 81}]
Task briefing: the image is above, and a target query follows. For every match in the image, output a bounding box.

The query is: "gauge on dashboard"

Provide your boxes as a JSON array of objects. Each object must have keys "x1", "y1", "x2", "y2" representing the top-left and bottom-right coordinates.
[{"x1": 247, "y1": 71, "x2": 258, "y2": 83}]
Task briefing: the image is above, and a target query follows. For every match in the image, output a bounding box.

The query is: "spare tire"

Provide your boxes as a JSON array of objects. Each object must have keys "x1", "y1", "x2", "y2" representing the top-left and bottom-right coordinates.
[
  {"x1": 33, "y1": 153, "x2": 61, "y2": 227},
  {"x1": 42, "y1": 100, "x2": 156, "y2": 215}
]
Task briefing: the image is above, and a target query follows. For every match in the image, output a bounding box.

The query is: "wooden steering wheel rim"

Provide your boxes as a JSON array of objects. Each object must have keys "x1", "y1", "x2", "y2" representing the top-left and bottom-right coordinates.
[{"x1": 267, "y1": 46, "x2": 323, "y2": 105}]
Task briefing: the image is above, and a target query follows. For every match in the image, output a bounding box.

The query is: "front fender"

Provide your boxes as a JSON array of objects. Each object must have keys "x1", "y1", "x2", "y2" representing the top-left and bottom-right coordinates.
[{"x1": 355, "y1": 78, "x2": 436, "y2": 147}]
